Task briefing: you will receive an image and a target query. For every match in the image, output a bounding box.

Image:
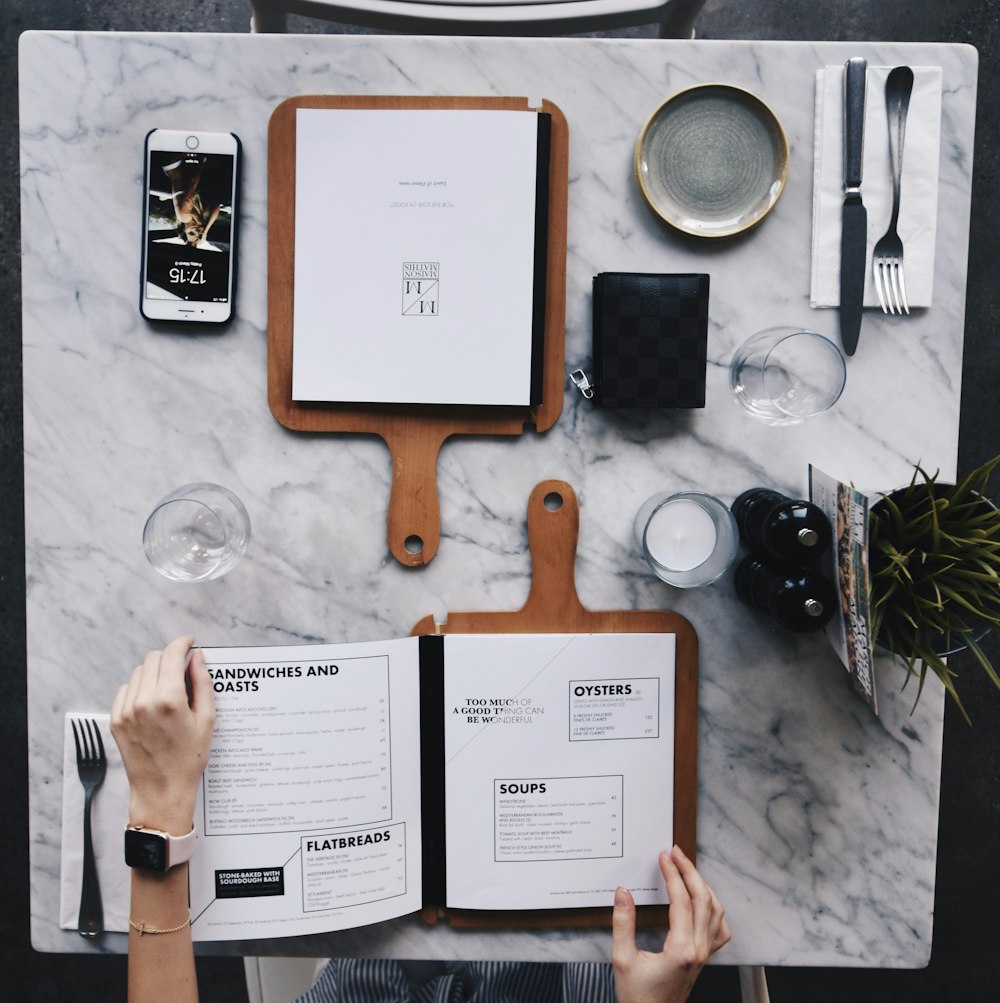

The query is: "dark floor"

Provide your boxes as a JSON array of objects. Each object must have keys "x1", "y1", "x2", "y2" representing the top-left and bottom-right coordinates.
[{"x1": 4, "y1": 1, "x2": 1000, "y2": 1000}]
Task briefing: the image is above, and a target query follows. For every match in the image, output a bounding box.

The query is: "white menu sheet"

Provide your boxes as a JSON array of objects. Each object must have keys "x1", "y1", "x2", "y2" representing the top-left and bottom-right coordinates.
[
  {"x1": 441, "y1": 633, "x2": 675, "y2": 910},
  {"x1": 291, "y1": 108, "x2": 545, "y2": 407},
  {"x1": 190, "y1": 638, "x2": 424, "y2": 941}
]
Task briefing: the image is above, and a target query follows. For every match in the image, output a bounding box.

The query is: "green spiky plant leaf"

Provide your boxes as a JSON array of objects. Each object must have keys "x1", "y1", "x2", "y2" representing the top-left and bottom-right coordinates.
[{"x1": 869, "y1": 454, "x2": 1000, "y2": 725}]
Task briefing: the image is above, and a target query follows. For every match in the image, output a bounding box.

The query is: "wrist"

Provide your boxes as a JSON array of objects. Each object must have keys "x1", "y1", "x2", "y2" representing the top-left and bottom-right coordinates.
[
  {"x1": 128, "y1": 818, "x2": 195, "y2": 837},
  {"x1": 131, "y1": 860, "x2": 190, "y2": 888},
  {"x1": 128, "y1": 798, "x2": 196, "y2": 837}
]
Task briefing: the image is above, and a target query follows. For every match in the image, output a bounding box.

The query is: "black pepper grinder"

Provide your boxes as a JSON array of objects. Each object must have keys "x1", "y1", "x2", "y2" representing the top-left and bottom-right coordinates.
[
  {"x1": 734, "y1": 555, "x2": 837, "y2": 632},
  {"x1": 731, "y1": 488, "x2": 833, "y2": 565}
]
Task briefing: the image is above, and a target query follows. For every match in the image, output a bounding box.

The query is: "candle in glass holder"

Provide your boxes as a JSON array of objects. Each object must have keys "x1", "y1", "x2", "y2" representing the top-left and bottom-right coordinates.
[
  {"x1": 635, "y1": 491, "x2": 739, "y2": 588},
  {"x1": 644, "y1": 498, "x2": 719, "y2": 571}
]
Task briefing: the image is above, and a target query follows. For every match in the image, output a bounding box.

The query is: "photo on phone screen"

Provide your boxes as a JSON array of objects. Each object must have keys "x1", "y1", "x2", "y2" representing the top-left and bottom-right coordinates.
[{"x1": 141, "y1": 131, "x2": 239, "y2": 323}]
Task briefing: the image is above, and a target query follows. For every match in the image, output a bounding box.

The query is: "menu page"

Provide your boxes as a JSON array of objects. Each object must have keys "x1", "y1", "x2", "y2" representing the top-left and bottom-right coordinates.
[
  {"x1": 291, "y1": 108, "x2": 543, "y2": 407},
  {"x1": 189, "y1": 638, "x2": 423, "y2": 941},
  {"x1": 441, "y1": 633, "x2": 676, "y2": 910}
]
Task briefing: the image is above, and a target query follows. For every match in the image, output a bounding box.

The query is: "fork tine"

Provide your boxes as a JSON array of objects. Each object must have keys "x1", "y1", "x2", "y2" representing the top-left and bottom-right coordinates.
[
  {"x1": 90, "y1": 719, "x2": 105, "y2": 762},
  {"x1": 874, "y1": 260, "x2": 888, "y2": 313},
  {"x1": 71, "y1": 718, "x2": 83, "y2": 763},
  {"x1": 884, "y1": 263, "x2": 896, "y2": 315},
  {"x1": 896, "y1": 263, "x2": 910, "y2": 315},
  {"x1": 887, "y1": 262, "x2": 898, "y2": 314},
  {"x1": 890, "y1": 262, "x2": 904, "y2": 315}
]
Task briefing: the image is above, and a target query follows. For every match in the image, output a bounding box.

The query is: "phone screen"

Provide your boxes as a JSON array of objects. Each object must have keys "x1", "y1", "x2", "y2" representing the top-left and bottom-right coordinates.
[{"x1": 144, "y1": 149, "x2": 236, "y2": 305}]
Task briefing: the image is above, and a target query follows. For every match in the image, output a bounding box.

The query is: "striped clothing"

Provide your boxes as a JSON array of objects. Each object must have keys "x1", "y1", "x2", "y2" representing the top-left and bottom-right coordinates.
[{"x1": 294, "y1": 960, "x2": 617, "y2": 1003}]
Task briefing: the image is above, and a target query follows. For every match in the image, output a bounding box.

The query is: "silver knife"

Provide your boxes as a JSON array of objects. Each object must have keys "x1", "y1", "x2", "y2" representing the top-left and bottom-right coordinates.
[{"x1": 839, "y1": 56, "x2": 868, "y2": 356}]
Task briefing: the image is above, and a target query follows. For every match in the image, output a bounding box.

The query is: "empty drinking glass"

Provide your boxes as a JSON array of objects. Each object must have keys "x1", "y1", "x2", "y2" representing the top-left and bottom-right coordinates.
[
  {"x1": 143, "y1": 483, "x2": 251, "y2": 582},
  {"x1": 730, "y1": 327, "x2": 846, "y2": 425}
]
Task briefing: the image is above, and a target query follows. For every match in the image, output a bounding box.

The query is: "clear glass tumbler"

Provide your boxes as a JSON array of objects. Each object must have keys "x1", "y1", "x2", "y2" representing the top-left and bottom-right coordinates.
[
  {"x1": 143, "y1": 482, "x2": 251, "y2": 582},
  {"x1": 730, "y1": 326, "x2": 846, "y2": 425}
]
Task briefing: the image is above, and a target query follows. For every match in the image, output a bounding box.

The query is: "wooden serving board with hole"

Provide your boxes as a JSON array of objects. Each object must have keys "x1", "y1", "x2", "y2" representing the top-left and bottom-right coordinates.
[
  {"x1": 267, "y1": 95, "x2": 568, "y2": 568},
  {"x1": 411, "y1": 480, "x2": 698, "y2": 929}
]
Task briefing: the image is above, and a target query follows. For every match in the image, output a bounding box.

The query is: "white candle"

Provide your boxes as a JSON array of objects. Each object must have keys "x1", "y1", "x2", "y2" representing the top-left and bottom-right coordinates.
[{"x1": 644, "y1": 498, "x2": 719, "y2": 571}]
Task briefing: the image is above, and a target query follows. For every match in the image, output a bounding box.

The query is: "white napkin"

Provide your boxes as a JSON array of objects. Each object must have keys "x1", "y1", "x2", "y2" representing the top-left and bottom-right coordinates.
[
  {"x1": 811, "y1": 64, "x2": 942, "y2": 309},
  {"x1": 59, "y1": 713, "x2": 132, "y2": 933}
]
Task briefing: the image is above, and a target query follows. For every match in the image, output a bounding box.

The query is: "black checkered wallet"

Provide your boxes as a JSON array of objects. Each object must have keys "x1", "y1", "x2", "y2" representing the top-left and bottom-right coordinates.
[{"x1": 575, "y1": 272, "x2": 709, "y2": 409}]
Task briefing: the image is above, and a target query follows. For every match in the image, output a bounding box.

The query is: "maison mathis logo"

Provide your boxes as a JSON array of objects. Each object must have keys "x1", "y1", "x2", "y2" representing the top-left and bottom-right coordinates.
[{"x1": 402, "y1": 262, "x2": 439, "y2": 316}]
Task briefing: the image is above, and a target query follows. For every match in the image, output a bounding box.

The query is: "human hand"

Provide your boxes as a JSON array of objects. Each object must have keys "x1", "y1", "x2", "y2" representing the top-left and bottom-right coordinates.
[
  {"x1": 110, "y1": 636, "x2": 216, "y2": 835},
  {"x1": 611, "y1": 845, "x2": 730, "y2": 1003}
]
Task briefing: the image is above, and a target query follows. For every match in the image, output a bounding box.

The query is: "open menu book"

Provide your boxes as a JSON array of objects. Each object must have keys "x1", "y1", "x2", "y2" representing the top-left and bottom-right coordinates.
[{"x1": 189, "y1": 632, "x2": 676, "y2": 941}]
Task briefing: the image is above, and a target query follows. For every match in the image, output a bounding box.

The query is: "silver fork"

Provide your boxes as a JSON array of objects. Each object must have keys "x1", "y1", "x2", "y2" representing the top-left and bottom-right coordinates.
[
  {"x1": 72, "y1": 717, "x2": 107, "y2": 937},
  {"x1": 872, "y1": 66, "x2": 915, "y2": 314}
]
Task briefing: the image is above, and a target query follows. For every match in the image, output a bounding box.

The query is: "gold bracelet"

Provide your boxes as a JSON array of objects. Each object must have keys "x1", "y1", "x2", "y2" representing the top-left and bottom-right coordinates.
[{"x1": 128, "y1": 909, "x2": 192, "y2": 936}]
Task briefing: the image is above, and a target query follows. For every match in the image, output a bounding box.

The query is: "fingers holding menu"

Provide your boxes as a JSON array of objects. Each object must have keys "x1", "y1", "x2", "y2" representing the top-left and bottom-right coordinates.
[
  {"x1": 611, "y1": 846, "x2": 730, "y2": 1003},
  {"x1": 664, "y1": 846, "x2": 730, "y2": 957},
  {"x1": 110, "y1": 635, "x2": 216, "y2": 833}
]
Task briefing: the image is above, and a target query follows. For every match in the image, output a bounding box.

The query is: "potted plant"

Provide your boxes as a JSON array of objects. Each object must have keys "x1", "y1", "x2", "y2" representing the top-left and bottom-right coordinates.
[{"x1": 868, "y1": 453, "x2": 1000, "y2": 723}]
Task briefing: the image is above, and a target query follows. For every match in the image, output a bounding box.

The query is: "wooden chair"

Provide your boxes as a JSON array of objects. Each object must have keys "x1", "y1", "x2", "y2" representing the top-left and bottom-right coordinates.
[
  {"x1": 249, "y1": 0, "x2": 707, "y2": 39},
  {"x1": 244, "y1": 956, "x2": 330, "y2": 1003}
]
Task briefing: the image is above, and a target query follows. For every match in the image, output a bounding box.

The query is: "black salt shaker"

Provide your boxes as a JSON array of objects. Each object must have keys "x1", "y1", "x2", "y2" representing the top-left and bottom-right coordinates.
[
  {"x1": 731, "y1": 488, "x2": 833, "y2": 565},
  {"x1": 734, "y1": 555, "x2": 837, "y2": 632}
]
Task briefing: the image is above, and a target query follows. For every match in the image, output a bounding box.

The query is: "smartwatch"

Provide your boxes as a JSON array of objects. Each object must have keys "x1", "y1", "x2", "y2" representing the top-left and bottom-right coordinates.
[{"x1": 124, "y1": 824, "x2": 198, "y2": 871}]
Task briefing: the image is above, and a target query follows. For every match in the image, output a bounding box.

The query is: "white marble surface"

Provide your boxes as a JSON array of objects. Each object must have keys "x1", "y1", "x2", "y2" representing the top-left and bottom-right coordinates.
[{"x1": 19, "y1": 32, "x2": 978, "y2": 965}]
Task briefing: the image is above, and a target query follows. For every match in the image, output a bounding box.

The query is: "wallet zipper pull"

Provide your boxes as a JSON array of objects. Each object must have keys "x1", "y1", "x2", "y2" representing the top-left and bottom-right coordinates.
[{"x1": 570, "y1": 369, "x2": 595, "y2": 400}]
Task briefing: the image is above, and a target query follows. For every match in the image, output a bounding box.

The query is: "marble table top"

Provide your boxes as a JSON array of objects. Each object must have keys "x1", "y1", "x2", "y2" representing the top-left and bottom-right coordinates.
[{"x1": 20, "y1": 30, "x2": 978, "y2": 965}]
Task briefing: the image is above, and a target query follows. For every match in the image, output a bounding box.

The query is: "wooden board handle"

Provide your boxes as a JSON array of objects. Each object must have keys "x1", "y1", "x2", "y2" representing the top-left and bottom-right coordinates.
[
  {"x1": 520, "y1": 480, "x2": 589, "y2": 621},
  {"x1": 385, "y1": 427, "x2": 443, "y2": 567}
]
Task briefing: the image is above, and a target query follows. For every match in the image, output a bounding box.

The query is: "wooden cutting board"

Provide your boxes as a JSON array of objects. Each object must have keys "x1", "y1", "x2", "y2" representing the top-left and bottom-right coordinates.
[
  {"x1": 412, "y1": 479, "x2": 698, "y2": 928},
  {"x1": 267, "y1": 96, "x2": 568, "y2": 568}
]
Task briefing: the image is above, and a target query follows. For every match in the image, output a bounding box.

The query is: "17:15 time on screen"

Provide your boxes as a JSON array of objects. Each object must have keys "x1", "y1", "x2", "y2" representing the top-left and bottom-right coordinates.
[{"x1": 170, "y1": 265, "x2": 206, "y2": 284}]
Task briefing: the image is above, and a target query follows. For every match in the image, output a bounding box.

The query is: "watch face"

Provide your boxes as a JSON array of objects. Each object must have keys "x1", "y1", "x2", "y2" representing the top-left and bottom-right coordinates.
[{"x1": 125, "y1": 829, "x2": 168, "y2": 870}]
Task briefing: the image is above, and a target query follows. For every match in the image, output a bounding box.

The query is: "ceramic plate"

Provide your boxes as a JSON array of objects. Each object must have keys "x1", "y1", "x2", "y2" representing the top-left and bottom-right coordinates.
[{"x1": 635, "y1": 84, "x2": 789, "y2": 238}]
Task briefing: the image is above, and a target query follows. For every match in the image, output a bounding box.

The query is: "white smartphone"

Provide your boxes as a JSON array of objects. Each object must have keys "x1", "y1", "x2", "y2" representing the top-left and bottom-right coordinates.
[{"x1": 140, "y1": 129, "x2": 241, "y2": 324}]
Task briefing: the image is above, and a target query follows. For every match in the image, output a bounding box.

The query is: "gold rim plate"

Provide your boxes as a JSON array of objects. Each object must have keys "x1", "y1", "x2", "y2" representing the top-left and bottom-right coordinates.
[{"x1": 635, "y1": 84, "x2": 790, "y2": 239}]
